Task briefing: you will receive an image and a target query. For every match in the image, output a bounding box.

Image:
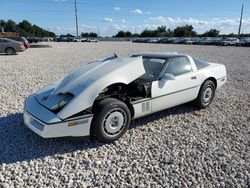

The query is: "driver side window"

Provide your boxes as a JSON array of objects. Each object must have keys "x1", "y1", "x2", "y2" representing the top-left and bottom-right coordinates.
[
  {"x1": 0, "y1": 39, "x2": 7, "y2": 43},
  {"x1": 164, "y1": 57, "x2": 192, "y2": 76}
]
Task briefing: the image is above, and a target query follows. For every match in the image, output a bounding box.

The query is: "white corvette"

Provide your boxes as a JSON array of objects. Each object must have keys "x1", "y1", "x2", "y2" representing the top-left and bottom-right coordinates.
[{"x1": 24, "y1": 52, "x2": 227, "y2": 142}]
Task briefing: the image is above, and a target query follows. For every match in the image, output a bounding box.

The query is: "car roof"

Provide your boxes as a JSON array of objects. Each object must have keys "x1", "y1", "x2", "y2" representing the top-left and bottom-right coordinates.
[
  {"x1": 132, "y1": 52, "x2": 187, "y2": 59},
  {"x1": 0, "y1": 38, "x2": 18, "y2": 43}
]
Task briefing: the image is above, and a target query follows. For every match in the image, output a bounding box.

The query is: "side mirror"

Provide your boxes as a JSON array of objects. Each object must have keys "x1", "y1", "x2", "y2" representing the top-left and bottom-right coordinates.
[{"x1": 161, "y1": 73, "x2": 175, "y2": 82}]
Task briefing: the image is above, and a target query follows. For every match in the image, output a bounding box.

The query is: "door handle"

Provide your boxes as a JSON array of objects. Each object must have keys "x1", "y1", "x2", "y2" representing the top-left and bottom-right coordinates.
[{"x1": 191, "y1": 76, "x2": 197, "y2": 80}]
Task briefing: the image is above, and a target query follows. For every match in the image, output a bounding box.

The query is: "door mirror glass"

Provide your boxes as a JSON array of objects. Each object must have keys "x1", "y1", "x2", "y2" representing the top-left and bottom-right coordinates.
[{"x1": 161, "y1": 73, "x2": 175, "y2": 82}]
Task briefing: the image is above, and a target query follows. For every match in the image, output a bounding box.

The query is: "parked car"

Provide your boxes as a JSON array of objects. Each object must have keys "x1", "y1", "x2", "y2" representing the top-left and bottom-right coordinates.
[
  {"x1": 86, "y1": 38, "x2": 98, "y2": 42},
  {"x1": 73, "y1": 38, "x2": 81, "y2": 42},
  {"x1": 132, "y1": 38, "x2": 150, "y2": 43},
  {"x1": 160, "y1": 37, "x2": 176, "y2": 44},
  {"x1": 184, "y1": 38, "x2": 194, "y2": 45},
  {"x1": 172, "y1": 38, "x2": 190, "y2": 44},
  {"x1": 57, "y1": 37, "x2": 73, "y2": 42},
  {"x1": 240, "y1": 39, "x2": 250, "y2": 47},
  {"x1": 221, "y1": 38, "x2": 239, "y2": 46},
  {"x1": 0, "y1": 38, "x2": 26, "y2": 55},
  {"x1": 80, "y1": 38, "x2": 87, "y2": 42},
  {"x1": 198, "y1": 37, "x2": 214, "y2": 45},
  {"x1": 234, "y1": 39, "x2": 250, "y2": 47},
  {"x1": 210, "y1": 38, "x2": 223, "y2": 46},
  {"x1": 42, "y1": 37, "x2": 54, "y2": 42},
  {"x1": 157, "y1": 38, "x2": 172, "y2": 44},
  {"x1": 7, "y1": 36, "x2": 29, "y2": 48},
  {"x1": 146, "y1": 38, "x2": 160, "y2": 43},
  {"x1": 24, "y1": 52, "x2": 227, "y2": 142},
  {"x1": 26, "y1": 37, "x2": 41, "y2": 43},
  {"x1": 91, "y1": 39, "x2": 98, "y2": 42}
]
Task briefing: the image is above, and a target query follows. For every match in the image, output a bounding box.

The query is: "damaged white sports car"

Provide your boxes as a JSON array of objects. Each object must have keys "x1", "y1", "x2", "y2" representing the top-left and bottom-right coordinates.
[{"x1": 24, "y1": 52, "x2": 227, "y2": 142}]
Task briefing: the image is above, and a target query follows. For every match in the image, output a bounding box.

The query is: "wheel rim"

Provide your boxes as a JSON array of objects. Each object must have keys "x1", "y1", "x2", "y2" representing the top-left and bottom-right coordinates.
[
  {"x1": 202, "y1": 87, "x2": 213, "y2": 103},
  {"x1": 102, "y1": 108, "x2": 127, "y2": 138},
  {"x1": 7, "y1": 49, "x2": 14, "y2": 55}
]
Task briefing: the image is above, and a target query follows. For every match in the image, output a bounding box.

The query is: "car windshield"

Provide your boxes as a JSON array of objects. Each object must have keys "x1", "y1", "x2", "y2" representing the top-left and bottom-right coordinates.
[
  {"x1": 139, "y1": 57, "x2": 166, "y2": 81},
  {"x1": 22, "y1": 37, "x2": 28, "y2": 43}
]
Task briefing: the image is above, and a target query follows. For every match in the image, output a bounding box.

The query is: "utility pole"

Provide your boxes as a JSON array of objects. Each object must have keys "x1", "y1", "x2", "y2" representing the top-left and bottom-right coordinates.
[
  {"x1": 74, "y1": 0, "x2": 79, "y2": 37},
  {"x1": 98, "y1": 27, "x2": 100, "y2": 37},
  {"x1": 238, "y1": 4, "x2": 244, "y2": 38}
]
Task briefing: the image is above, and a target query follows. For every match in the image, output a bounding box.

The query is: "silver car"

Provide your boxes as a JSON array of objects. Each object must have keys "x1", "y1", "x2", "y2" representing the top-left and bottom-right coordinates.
[
  {"x1": 0, "y1": 38, "x2": 26, "y2": 55},
  {"x1": 24, "y1": 52, "x2": 227, "y2": 142}
]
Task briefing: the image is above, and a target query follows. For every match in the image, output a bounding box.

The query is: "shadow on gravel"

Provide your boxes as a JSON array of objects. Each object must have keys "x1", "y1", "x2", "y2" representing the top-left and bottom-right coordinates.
[
  {"x1": 0, "y1": 113, "x2": 104, "y2": 164},
  {"x1": 29, "y1": 44, "x2": 52, "y2": 48},
  {"x1": 0, "y1": 103, "x2": 198, "y2": 164},
  {"x1": 0, "y1": 54, "x2": 18, "y2": 56}
]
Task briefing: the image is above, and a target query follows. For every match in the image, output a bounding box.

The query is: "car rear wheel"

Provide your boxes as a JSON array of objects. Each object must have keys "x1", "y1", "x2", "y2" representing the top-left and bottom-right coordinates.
[
  {"x1": 91, "y1": 98, "x2": 131, "y2": 142},
  {"x1": 5, "y1": 48, "x2": 16, "y2": 55},
  {"x1": 194, "y1": 80, "x2": 215, "y2": 108}
]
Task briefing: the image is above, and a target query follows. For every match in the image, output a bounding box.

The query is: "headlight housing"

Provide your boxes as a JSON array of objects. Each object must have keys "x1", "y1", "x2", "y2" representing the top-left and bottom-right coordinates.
[{"x1": 57, "y1": 93, "x2": 74, "y2": 109}]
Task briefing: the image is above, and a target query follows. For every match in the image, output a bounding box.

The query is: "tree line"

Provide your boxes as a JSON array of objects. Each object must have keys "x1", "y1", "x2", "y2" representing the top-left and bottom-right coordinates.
[
  {"x1": 1, "y1": 19, "x2": 249, "y2": 38},
  {"x1": 59, "y1": 32, "x2": 98, "y2": 38},
  {"x1": 114, "y1": 25, "x2": 250, "y2": 38},
  {"x1": 0, "y1": 19, "x2": 56, "y2": 37}
]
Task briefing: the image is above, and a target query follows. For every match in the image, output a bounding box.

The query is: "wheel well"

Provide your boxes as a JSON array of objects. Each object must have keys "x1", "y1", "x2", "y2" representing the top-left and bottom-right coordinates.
[
  {"x1": 204, "y1": 77, "x2": 217, "y2": 89},
  {"x1": 94, "y1": 83, "x2": 135, "y2": 118},
  {"x1": 5, "y1": 47, "x2": 15, "y2": 52}
]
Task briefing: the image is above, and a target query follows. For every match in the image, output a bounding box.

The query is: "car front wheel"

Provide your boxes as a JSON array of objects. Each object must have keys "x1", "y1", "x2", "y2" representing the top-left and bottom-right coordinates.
[
  {"x1": 5, "y1": 48, "x2": 16, "y2": 55},
  {"x1": 194, "y1": 80, "x2": 215, "y2": 108},
  {"x1": 91, "y1": 98, "x2": 131, "y2": 142}
]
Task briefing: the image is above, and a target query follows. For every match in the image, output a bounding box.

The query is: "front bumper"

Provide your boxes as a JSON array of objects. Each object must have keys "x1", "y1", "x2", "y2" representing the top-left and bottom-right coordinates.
[{"x1": 24, "y1": 95, "x2": 93, "y2": 138}]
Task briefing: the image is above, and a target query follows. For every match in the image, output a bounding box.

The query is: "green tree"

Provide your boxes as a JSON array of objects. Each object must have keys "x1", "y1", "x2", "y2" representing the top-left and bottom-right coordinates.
[
  {"x1": 61, "y1": 33, "x2": 74, "y2": 37},
  {"x1": 5, "y1": 20, "x2": 18, "y2": 32},
  {"x1": 0, "y1": 20, "x2": 6, "y2": 28},
  {"x1": 174, "y1": 25, "x2": 197, "y2": 37},
  {"x1": 81, "y1": 32, "x2": 89, "y2": 37},
  {"x1": 165, "y1": 28, "x2": 174, "y2": 37},
  {"x1": 141, "y1": 29, "x2": 155, "y2": 37},
  {"x1": 125, "y1": 31, "x2": 132, "y2": 37},
  {"x1": 131, "y1": 33, "x2": 140, "y2": 37},
  {"x1": 0, "y1": 20, "x2": 6, "y2": 33},
  {"x1": 81, "y1": 32, "x2": 98, "y2": 37},
  {"x1": 115, "y1": 31, "x2": 132, "y2": 37},
  {"x1": 115, "y1": 31, "x2": 126, "y2": 37},
  {"x1": 89, "y1": 32, "x2": 98, "y2": 37},
  {"x1": 202, "y1": 29, "x2": 220, "y2": 37},
  {"x1": 0, "y1": 19, "x2": 55, "y2": 37},
  {"x1": 140, "y1": 26, "x2": 173, "y2": 37},
  {"x1": 226, "y1": 33, "x2": 237, "y2": 37},
  {"x1": 18, "y1": 20, "x2": 33, "y2": 34}
]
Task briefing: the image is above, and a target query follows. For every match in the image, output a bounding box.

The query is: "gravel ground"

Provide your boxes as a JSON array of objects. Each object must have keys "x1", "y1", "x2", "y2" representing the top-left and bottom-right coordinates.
[{"x1": 0, "y1": 42, "x2": 249, "y2": 187}]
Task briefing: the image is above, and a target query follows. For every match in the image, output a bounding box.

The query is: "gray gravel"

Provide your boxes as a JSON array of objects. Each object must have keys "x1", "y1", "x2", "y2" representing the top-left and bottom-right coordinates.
[{"x1": 0, "y1": 42, "x2": 249, "y2": 187}]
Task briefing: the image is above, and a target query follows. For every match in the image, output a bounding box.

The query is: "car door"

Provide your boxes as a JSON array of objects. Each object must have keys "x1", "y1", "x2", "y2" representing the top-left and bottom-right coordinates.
[
  {"x1": 0, "y1": 39, "x2": 6, "y2": 52},
  {"x1": 151, "y1": 56, "x2": 201, "y2": 113}
]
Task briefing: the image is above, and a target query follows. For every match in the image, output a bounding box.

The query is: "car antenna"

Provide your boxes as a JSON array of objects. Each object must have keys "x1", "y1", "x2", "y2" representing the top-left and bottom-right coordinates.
[{"x1": 113, "y1": 53, "x2": 118, "y2": 58}]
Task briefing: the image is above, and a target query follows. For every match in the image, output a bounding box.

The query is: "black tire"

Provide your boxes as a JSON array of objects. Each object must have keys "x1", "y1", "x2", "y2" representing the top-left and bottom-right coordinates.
[
  {"x1": 194, "y1": 80, "x2": 216, "y2": 109},
  {"x1": 5, "y1": 47, "x2": 16, "y2": 55},
  {"x1": 91, "y1": 98, "x2": 131, "y2": 142}
]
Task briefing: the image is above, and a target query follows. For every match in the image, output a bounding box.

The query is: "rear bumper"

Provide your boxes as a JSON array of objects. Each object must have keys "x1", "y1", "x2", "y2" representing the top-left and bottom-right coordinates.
[
  {"x1": 24, "y1": 95, "x2": 93, "y2": 138},
  {"x1": 18, "y1": 46, "x2": 26, "y2": 52}
]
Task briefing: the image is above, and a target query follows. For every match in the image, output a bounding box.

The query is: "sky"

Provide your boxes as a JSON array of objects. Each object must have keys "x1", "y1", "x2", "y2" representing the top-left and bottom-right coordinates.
[{"x1": 1, "y1": 0, "x2": 250, "y2": 36}]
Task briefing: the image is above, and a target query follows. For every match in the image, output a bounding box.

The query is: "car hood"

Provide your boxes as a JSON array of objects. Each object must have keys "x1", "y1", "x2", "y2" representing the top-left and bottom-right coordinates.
[{"x1": 35, "y1": 56, "x2": 145, "y2": 120}]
